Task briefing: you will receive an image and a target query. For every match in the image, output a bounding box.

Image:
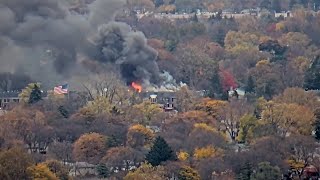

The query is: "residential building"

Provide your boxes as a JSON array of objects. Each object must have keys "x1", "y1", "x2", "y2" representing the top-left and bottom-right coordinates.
[{"x1": 141, "y1": 91, "x2": 177, "y2": 112}]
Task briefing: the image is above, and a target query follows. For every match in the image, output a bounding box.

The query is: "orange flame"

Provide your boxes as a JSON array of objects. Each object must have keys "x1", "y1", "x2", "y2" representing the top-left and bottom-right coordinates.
[{"x1": 131, "y1": 82, "x2": 142, "y2": 93}]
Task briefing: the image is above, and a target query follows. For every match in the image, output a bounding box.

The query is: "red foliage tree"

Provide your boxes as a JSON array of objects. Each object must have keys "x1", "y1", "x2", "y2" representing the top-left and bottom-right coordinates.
[{"x1": 219, "y1": 69, "x2": 238, "y2": 91}]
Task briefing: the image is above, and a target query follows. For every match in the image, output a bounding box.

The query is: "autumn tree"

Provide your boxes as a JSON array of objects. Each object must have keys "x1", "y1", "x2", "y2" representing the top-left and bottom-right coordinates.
[
  {"x1": 73, "y1": 133, "x2": 108, "y2": 164},
  {"x1": 124, "y1": 163, "x2": 167, "y2": 180},
  {"x1": 49, "y1": 142, "x2": 73, "y2": 165},
  {"x1": 178, "y1": 166, "x2": 201, "y2": 180},
  {"x1": 193, "y1": 146, "x2": 223, "y2": 160},
  {"x1": 274, "y1": 87, "x2": 319, "y2": 110},
  {"x1": 132, "y1": 101, "x2": 163, "y2": 125},
  {"x1": 187, "y1": 123, "x2": 227, "y2": 151},
  {"x1": 0, "y1": 147, "x2": 33, "y2": 180},
  {"x1": 43, "y1": 160, "x2": 70, "y2": 180},
  {"x1": 173, "y1": 45, "x2": 217, "y2": 90},
  {"x1": 102, "y1": 146, "x2": 144, "y2": 172},
  {"x1": 127, "y1": 0, "x2": 155, "y2": 11},
  {"x1": 196, "y1": 98, "x2": 227, "y2": 120},
  {"x1": 304, "y1": 56, "x2": 320, "y2": 90},
  {"x1": 81, "y1": 72, "x2": 130, "y2": 105},
  {"x1": 177, "y1": 151, "x2": 190, "y2": 161},
  {"x1": 219, "y1": 69, "x2": 238, "y2": 92},
  {"x1": 261, "y1": 102, "x2": 315, "y2": 136},
  {"x1": 249, "y1": 60, "x2": 283, "y2": 99},
  {"x1": 2, "y1": 106, "x2": 51, "y2": 153},
  {"x1": 285, "y1": 56, "x2": 310, "y2": 87},
  {"x1": 280, "y1": 32, "x2": 310, "y2": 57},
  {"x1": 127, "y1": 124, "x2": 154, "y2": 148},
  {"x1": 219, "y1": 99, "x2": 253, "y2": 142},
  {"x1": 146, "y1": 136, "x2": 176, "y2": 166},
  {"x1": 286, "y1": 135, "x2": 319, "y2": 178},
  {"x1": 27, "y1": 164, "x2": 58, "y2": 180},
  {"x1": 175, "y1": 86, "x2": 199, "y2": 112},
  {"x1": 237, "y1": 115, "x2": 259, "y2": 143}
]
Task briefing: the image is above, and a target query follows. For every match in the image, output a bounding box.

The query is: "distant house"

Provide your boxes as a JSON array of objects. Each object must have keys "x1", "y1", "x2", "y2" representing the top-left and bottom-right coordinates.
[
  {"x1": 0, "y1": 91, "x2": 21, "y2": 109},
  {"x1": 228, "y1": 87, "x2": 246, "y2": 99},
  {"x1": 0, "y1": 90, "x2": 48, "y2": 109},
  {"x1": 274, "y1": 11, "x2": 291, "y2": 18},
  {"x1": 141, "y1": 91, "x2": 177, "y2": 112}
]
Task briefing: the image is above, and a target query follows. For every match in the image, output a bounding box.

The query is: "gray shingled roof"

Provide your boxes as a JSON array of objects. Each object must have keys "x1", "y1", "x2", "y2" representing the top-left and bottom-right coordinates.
[{"x1": 0, "y1": 91, "x2": 48, "y2": 98}]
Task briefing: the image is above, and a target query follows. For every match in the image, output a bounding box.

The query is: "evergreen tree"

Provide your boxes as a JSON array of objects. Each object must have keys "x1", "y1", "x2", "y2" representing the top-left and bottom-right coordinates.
[
  {"x1": 209, "y1": 66, "x2": 222, "y2": 97},
  {"x1": 96, "y1": 163, "x2": 109, "y2": 178},
  {"x1": 237, "y1": 162, "x2": 253, "y2": 180},
  {"x1": 58, "y1": 106, "x2": 69, "y2": 118},
  {"x1": 154, "y1": 0, "x2": 164, "y2": 7},
  {"x1": 28, "y1": 84, "x2": 42, "y2": 104},
  {"x1": 221, "y1": 91, "x2": 229, "y2": 101},
  {"x1": 314, "y1": 109, "x2": 320, "y2": 141},
  {"x1": 251, "y1": 162, "x2": 281, "y2": 180},
  {"x1": 191, "y1": 13, "x2": 198, "y2": 22},
  {"x1": 146, "y1": 136, "x2": 176, "y2": 166},
  {"x1": 304, "y1": 56, "x2": 320, "y2": 90},
  {"x1": 245, "y1": 75, "x2": 255, "y2": 93}
]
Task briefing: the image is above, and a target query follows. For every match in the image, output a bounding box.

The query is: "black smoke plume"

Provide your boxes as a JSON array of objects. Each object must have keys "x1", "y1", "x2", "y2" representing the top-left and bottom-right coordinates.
[
  {"x1": 91, "y1": 22, "x2": 160, "y2": 84},
  {"x1": 0, "y1": 0, "x2": 160, "y2": 88}
]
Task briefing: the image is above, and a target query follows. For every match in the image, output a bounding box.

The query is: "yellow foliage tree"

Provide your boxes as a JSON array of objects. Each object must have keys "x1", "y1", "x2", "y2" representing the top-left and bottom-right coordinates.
[
  {"x1": 180, "y1": 110, "x2": 209, "y2": 121},
  {"x1": 42, "y1": 160, "x2": 70, "y2": 180},
  {"x1": 274, "y1": 87, "x2": 319, "y2": 111},
  {"x1": 262, "y1": 103, "x2": 315, "y2": 136},
  {"x1": 287, "y1": 159, "x2": 305, "y2": 170},
  {"x1": 177, "y1": 151, "x2": 189, "y2": 161},
  {"x1": 193, "y1": 146, "x2": 223, "y2": 160},
  {"x1": 194, "y1": 123, "x2": 217, "y2": 133},
  {"x1": 127, "y1": 124, "x2": 154, "y2": 148},
  {"x1": 83, "y1": 96, "x2": 112, "y2": 115},
  {"x1": 73, "y1": 133, "x2": 108, "y2": 164},
  {"x1": 133, "y1": 100, "x2": 162, "y2": 125},
  {"x1": 27, "y1": 164, "x2": 58, "y2": 180},
  {"x1": 158, "y1": 4, "x2": 176, "y2": 13},
  {"x1": 124, "y1": 163, "x2": 166, "y2": 180},
  {"x1": 196, "y1": 98, "x2": 227, "y2": 119},
  {"x1": 236, "y1": 115, "x2": 259, "y2": 143},
  {"x1": 275, "y1": 22, "x2": 285, "y2": 31},
  {"x1": 178, "y1": 166, "x2": 201, "y2": 180},
  {"x1": 224, "y1": 31, "x2": 260, "y2": 50}
]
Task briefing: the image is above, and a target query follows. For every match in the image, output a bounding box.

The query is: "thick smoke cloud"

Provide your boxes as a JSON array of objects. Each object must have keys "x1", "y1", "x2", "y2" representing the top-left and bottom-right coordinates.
[
  {"x1": 0, "y1": 0, "x2": 160, "y2": 89},
  {"x1": 92, "y1": 22, "x2": 160, "y2": 84}
]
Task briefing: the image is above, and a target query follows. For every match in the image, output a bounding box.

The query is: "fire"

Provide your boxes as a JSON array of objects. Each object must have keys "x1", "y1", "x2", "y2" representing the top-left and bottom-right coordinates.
[{"x1": 131, "y1": 82, "x2": 142, "y2": 93}]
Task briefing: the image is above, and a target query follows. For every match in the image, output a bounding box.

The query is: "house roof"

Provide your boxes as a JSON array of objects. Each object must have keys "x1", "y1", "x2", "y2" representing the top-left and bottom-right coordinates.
[
  {"x1": 0, "y1": 91, "x2": 21, "y2": 98},
  {"x1": 0, "y1": 91, "x2": 48, "y2": 98},
  {"x1": 141, "y1": 91, "x2": 176, "y2": 98}
]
